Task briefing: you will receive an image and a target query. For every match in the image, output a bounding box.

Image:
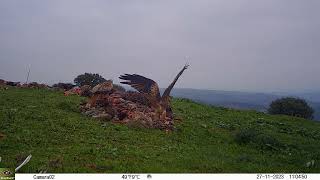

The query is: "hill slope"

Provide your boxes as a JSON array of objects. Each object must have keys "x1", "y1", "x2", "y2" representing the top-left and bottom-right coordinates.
[{"x1": 0, "y1": 88, "x2": 320, "y2": 173}]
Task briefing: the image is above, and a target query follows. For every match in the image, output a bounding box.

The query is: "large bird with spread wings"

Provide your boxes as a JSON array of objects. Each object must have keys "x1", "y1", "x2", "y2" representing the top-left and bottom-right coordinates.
[{"x1": 119, "y1": 64, "x2": 189, "y2": 120}]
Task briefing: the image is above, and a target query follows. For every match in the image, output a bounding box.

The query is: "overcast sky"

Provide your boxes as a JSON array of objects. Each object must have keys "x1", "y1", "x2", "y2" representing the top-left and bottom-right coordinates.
[{"x1": 0, "y1": 0, "x2": 319, "y2": 92}]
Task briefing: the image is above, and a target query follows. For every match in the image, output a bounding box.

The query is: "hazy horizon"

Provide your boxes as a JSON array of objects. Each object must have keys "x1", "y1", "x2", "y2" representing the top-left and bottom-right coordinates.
[{"x1": 1, "y1": 0, "x2": 320, "y2": 93}]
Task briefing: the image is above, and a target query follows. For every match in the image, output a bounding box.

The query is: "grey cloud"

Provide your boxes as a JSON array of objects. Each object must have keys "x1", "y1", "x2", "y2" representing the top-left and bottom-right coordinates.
[{"x1": 0, "y1": 0, "x2": 319, "y2": 92}]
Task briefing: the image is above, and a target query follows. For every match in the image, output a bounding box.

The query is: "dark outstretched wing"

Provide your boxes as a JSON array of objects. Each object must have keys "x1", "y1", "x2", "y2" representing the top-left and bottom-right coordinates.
[
  {"x1": 162, "y1": 64, "x2": 189, "y2": 99},
  {"x1": 119, "y1": 74, "x2": 161, "y2": 101}
]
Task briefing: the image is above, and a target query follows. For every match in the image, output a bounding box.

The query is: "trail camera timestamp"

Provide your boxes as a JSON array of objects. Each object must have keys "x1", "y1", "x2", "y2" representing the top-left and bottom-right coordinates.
[
  {"x1": 289, "y1": 175, "x2": 308, "y2": 179},
  {"x1": 257, "y1": 174, "x2": 308, "y2": 180},
  {"x1": 257, "y1": 174, "x2": 285, "y2": 179}
]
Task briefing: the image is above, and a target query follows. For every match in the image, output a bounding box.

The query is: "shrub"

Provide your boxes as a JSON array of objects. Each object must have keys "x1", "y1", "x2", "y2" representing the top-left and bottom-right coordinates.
[
  {"x1": 74, "y1": 73, "x2": 106, "y2": 87},
  {"x1": 268, "y1": 97, "x2": 314, "y2": 119}
]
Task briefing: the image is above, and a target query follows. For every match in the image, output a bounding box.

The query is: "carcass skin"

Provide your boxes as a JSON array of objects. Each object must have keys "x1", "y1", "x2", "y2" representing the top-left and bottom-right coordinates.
[{"x1": 81, "y1": 65, "x2": 189, "y2": 130}]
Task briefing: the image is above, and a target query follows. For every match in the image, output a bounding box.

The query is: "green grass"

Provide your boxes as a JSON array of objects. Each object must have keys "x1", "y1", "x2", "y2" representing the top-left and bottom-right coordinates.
[{"x1": 0, "y1": 87, "x2": 320, "y2": 173}]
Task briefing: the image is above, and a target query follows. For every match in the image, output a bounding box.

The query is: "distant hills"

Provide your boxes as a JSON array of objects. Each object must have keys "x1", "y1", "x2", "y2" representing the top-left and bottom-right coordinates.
[{"x1": 168, "y1": 88, "x2": 320, "y2": 121}]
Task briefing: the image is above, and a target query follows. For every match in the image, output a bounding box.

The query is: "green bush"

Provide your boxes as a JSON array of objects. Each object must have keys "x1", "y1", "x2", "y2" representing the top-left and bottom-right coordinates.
[
  {"x1": 268, "y1": 97, "x2": 314, "y2": 119},
  {"x1": 74, "y1": 73, "x2": 106, "y2": 87}
]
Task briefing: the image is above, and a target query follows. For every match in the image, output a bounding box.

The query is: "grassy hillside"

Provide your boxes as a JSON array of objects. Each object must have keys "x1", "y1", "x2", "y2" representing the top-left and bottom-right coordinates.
[{"x1": 0, "y1": 88, "x2": 320, "y2": 173}]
